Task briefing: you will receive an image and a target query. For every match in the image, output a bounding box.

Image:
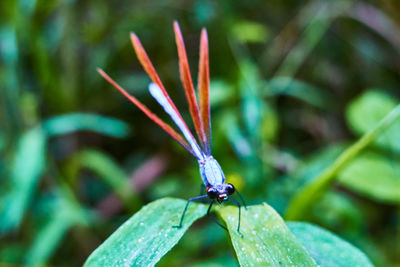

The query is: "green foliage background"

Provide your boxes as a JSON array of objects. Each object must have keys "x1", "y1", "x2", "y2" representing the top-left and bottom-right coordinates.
[{"x1": 1, "y1": 0, "x2": 400, "y2": 266}]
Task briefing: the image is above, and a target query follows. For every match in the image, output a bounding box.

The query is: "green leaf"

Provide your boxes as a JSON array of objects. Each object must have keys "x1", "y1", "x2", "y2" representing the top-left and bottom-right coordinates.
[
  {"x1": 43, "y1": 113, "x2": 130, "y2": 138},
  {"x1": 86, "y1": 199, "x2": 319, "y2": 266},
  {"x1": 311, "y1": 191, "x2": 365, "y2": 237},
  {"x1": 231, "y1": 21, "x2": 269, "y2": 43},
  {"x1": 25, "y1": 212, "x2": 73, "y2": 266},
  {"x1": 287, "y1": 222, "x2": 374, "y2": 267},
  {"x1": 84, "y1": 198, "x2": 207, "y2": 267},
  {"x1": 0, "y1": 127, "x2": 46, "y2": 233},
  {"x1": 0, "y1": 113, "x2": 130, "y2": 234},
  {"x1": 266, "y1": 77, "x2": 329, "y2": 108},
  {"x1": 25, "y1": 193, "x2": 83, "y2": 266},
  {"x1": 209, "y1": 80, "x2": 235, "y2": 107},
  {"x1": 285, "y1": 103, "x2": 400, "y2": 220},
  {"x1": 259, "y1": 103, "x2": 279, "y2": 142},
  {"x1": 338, "y1": 152, "x2": 400, "y2": 204},
  {"x1": 25, "y1": 180, "x2": 90, "y2": 266},
  {"x1": 346, "y1": 90, "x2": 400, "y2": 152},
  {"x1": 239, "y1": 60, "x2": 263, "y2": 137},
  {"x1": 217, "y1": 204, "x2": 316, "y2": 267},
  {"x1": 71, "y1": 149, "x2": 139, "y2": 209},
  {"x1": 221, "y1": 112, "x2": 253, "y2": 161},
  {"x1": 291, "y1": 144, "x2": 346, "y2": 185}
]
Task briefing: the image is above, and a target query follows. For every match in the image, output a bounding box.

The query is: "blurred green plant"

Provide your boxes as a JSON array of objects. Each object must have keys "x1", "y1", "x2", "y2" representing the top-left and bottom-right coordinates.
[
  {"x1": 285, "y1": 102, "x2": 400, "y2": 220},
  {"x1": 1, "y1": 0, "x2": 400, "y2": 265},
  {"x1": 0, "y1": 113, "x2": 130, "y2": 234}
]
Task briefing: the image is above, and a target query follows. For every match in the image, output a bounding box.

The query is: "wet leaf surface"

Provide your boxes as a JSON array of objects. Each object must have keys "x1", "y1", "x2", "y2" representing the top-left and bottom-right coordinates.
[
  {"x1": 84, "y1": 198, "x2": 207, "y2": 267},
  {"x1": 218, "y1": 203, "x2": 316, "y2": 267},
  {"x1": 288, "y1": 222, "x2": 374, "y2": 267}
]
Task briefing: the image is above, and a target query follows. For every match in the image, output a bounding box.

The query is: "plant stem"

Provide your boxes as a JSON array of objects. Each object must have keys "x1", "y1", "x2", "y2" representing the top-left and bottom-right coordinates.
[{"x1": 285, "y1": 103, "x2": 400, "y2": 220}]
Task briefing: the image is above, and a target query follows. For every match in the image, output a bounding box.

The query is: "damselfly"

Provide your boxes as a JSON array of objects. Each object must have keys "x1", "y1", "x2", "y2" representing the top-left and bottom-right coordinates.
[{"x1": 98, "y1": 21, "x2": 246, "y2": 235}]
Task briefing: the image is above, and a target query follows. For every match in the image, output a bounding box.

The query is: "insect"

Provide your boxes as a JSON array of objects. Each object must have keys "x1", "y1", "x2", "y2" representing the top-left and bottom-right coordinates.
[{"x1": 97, "y1": 21, "x2": 246, "y2": 235}]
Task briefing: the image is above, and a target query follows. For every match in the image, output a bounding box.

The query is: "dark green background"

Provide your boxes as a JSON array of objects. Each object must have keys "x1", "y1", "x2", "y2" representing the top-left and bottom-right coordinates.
[{"x1": 1, "y1": 0, "x2": 399, "y2": 266}]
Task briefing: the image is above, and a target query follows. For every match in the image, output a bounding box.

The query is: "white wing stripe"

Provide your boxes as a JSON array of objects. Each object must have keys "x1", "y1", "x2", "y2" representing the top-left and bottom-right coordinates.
[{"x1": 149, "y1": 83, "x2": 204, "y2": 159}]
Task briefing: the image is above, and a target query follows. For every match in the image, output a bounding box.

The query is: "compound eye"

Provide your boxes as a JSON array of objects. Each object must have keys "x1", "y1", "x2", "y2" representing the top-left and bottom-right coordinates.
[
  {"x1": 207, "y1": 188, "x2": 218, "y2": 199},
  {"x1": 226, "y1": 183, "x2": 235, "y2": 195}
]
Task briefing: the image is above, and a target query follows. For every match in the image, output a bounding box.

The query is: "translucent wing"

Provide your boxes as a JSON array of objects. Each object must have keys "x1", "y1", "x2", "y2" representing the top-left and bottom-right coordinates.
[
  {"x1": 130, "y1": 31, "x2": 205, "y2": 160},
  {"x1": 99, "y1": 24, "x2": 212, "y2": 161},
  {"x1": 197, "y1": 28, "x2": 211, "y2": 155},
  {"x1": 97, "y1": 69, "x2": 197, "y2": 158},
  {"x1": 149, "y1": 83, "x2": 204, "y2": 160},
  {"x1": 173, "y1": 21, "x2": 208, "y2": 154}
]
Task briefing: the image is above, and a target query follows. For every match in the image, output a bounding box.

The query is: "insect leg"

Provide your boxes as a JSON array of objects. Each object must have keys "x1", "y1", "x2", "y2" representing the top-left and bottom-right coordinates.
[
  {"x1": 235, "y1": 189, "x2": 247, "y2": 210},
  {"x1": 206, "y1": 200, "x2": 228, "y2": 231},
  {"x1": 230, "y1": 197, "x2": 243, "y2": 237},
  {"x1": 173, "y1": 195, "x2": 208, "y2": 228}
]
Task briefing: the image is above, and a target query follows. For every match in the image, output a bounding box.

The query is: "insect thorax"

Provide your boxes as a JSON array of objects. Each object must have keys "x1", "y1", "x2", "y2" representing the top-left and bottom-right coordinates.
[{"x1": 199, "y1": 156, "x2": 225, "y2": 187}]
